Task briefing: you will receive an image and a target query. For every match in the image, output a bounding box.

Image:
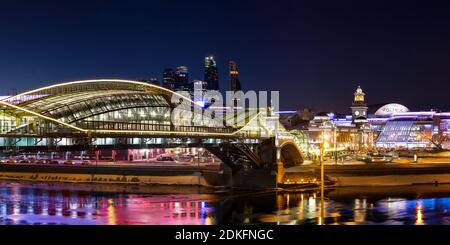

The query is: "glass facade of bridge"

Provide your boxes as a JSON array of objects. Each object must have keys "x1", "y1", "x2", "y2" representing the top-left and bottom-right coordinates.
[
  {"x1": 0, "y1": 79, "x2": 308, "y2": 170},
  {"x1": 0, "y1": 80, "x2": 274, "y2": 158}
]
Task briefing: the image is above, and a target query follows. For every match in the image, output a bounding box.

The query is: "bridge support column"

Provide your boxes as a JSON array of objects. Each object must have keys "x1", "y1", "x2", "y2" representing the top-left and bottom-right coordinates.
[
  {"x1": 276, "y1": 158, "x2": 284, "y2": 185},
  {"x1": 230, "y1": 169, "x2": 277, "y2": 190}
]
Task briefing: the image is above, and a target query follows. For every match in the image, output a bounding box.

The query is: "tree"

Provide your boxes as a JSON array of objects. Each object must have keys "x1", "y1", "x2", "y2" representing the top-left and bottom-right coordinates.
[{"x1": 419, "y1": 132, "x2": 449, "y2": 151}]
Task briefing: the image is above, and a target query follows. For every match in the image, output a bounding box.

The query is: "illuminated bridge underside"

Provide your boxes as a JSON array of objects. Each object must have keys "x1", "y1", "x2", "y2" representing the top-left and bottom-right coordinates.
[{"x1": 0, "y1": 79, "x2": 273, "y2": 139}]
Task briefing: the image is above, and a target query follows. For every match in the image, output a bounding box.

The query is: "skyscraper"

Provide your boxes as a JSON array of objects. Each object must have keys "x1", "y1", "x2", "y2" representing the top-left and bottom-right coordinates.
[
  {"x1": 175, "y1": 66, "x2": 190, "y2": 91},
  {"x1": 162, "y1": 68, "x2": 175, "y2": 90},
  {"x1": 204, "y1": 56, "x2": 219, "y2": 91},
  {"x1": 193, "y1": 80, "x2": 207, "y2": 107},
  {"x1": 229, "y1": 60, "x2": 242, "y2": 92}
]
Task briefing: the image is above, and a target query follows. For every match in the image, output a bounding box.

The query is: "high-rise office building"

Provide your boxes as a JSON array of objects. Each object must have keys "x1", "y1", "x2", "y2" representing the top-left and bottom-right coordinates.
[
  {"x1": 162, "y1": 68, "x2": 175, "y2": 90},
  {"x1": 204, "y1": 56, "x2": 219, "y2": 91},
  {"x1": 175, "y1": 66, "x2": 190, "y2": 91},
  {"x1": 229, "y1": 60, "x2": 242, "y2": 92},
  {"x1": 193, "y1": 80, "x2": 207, "y2": 107}
]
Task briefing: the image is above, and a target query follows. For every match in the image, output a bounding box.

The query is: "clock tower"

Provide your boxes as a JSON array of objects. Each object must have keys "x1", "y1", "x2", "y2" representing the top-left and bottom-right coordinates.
[{"x1": 351, "y1": 86, "x2": 368, "y2": 126}]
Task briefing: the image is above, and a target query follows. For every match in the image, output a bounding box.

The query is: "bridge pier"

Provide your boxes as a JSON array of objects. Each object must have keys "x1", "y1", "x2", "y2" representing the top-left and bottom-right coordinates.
[
  {"x1": 227, "y1": 139, "x2": 280, "y2": 190},
  {"x1": 276, "y1": 159, "x2": 285, "y2": 185},
  {"x1": 229, "y1": 169, "x2": 277, "y2": 190}
]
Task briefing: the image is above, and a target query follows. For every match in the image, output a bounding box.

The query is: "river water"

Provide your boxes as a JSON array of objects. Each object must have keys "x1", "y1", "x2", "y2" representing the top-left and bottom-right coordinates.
[{"x1": 0, "y1": 181, "x2": 449, "y2": 225}]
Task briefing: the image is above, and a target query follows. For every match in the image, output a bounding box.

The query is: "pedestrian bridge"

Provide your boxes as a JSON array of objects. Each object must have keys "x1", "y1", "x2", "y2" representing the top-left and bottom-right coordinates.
[
  {"x1": 0, "y1": 79, "x2": 305, "y2": 172},
  {"x1": 0, "y1": 79, "x2": 276, "y2": 138}
]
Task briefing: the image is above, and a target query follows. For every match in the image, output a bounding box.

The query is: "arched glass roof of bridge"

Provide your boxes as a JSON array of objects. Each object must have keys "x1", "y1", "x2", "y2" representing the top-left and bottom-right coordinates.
[
  {"x1": 0, "y1": 79, "x2": 193, "y2": 123},
  {"x1": 0, "y1": 79, "x2": 272, "y2": 138}
]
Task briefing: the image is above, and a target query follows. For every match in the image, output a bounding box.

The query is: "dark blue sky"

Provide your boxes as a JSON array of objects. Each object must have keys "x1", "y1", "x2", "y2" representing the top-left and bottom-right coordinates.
[{"x1": 0, "y1": 0, "x2": 449, "y2": 112}]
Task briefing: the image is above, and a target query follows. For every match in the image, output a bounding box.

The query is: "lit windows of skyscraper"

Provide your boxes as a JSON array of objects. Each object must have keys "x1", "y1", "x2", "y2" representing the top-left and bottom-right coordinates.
[
  {"x1": 204, "y1": 56, "x2": 219, "y2": 91},
  {"x1": 229, "y1": 60, "x2": 242, "y2": 92},
  {"x1": 229, "y1": 60, "x2": 242, "y2": 107},
  {"x1": 175, "y1": 66, "x2": 191, "y2": 92},
  {"x1": 193, "y1": 80, "x2": 207, "y2": 107},
  {"x1": 162, "y1": 68, "x2": 175, "y2": 90}
]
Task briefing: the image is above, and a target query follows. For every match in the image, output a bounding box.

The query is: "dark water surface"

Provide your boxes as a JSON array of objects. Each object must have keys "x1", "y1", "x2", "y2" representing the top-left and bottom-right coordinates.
[{"x1": 0, "y1": 181, "x2": 449, "y2": 225}]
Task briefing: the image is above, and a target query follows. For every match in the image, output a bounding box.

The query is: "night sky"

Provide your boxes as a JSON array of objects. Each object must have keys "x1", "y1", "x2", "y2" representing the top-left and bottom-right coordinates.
[{"x1": 0, "y1": 0, "x2": 449, "y2": 112}]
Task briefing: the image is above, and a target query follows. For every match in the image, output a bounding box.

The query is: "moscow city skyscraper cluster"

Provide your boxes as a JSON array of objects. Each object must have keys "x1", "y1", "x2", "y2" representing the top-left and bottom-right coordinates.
[{"x1": 160, "y1": 57, "x2": 241, "y2": 95}]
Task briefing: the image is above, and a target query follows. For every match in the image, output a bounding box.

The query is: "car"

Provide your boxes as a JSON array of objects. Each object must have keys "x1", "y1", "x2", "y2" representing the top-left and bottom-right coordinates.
[
  {"x1": 344, "y1": 156, "x2": 353, "y2": 161},
  {"x1": 35, "y1": 160, "x2": 45, "y2": 164},
  {"x1": 6, "y1": 159, "x2": 17, "y2": 164},
  {"x1": 81, "y1": 160, "x2": 91, "y2": 166},
  {"x1": 364, "y1": 154, "x2": 393, "y2": 163},
  {"x1": 156, "y1": 155, "x2": 176, "y2": 161},
  {"x1": 356, "y1": 155, "x2": 369, "y2": 161},
  {"x1": 19, "y1": 160, "x2": 30, "y2": 164},
  {"x1": 49, "y1": 160, "x2": 59, "y2": 165},
  {"x1": 63, "y1": 160, "x2": 74, "y2": 165}
]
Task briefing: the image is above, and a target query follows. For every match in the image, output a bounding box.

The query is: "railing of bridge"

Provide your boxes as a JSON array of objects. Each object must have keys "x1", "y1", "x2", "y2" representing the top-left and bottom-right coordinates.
[
  {"x1": 74, "y1": 120, "x2": 265, "y2": 138},
  {"x1": 1, "y1": 102, "x2": 278, "y2": 140},
  {"x1": 76, "y1": 121, "x2": 234, "y2": 133}
]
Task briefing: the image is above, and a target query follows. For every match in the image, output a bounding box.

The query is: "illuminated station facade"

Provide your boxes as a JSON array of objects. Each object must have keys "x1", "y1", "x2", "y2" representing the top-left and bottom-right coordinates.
[{"x1": 283, "y1": 86, "x2": 449, "y2": 155}]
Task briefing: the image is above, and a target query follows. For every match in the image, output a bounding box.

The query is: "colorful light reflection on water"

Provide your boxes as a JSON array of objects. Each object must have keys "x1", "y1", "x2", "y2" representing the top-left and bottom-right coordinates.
[
  {"x1": 0, "y1": 182, "x2": 216, "y2": 225},
  {"x1": 0, "y1": 182, "x2": 449, "y2": 225}
]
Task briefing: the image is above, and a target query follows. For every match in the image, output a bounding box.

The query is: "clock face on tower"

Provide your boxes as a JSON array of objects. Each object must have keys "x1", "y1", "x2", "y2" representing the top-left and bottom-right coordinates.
[{"x1": 354, "y1": 111, "x2": 360, "y2": 116}]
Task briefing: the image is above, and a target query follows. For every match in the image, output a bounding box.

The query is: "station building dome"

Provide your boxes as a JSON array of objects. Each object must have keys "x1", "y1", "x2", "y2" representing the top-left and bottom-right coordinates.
[{"x1": 374, "y1": 103, "x2": 409, "y2": 117}]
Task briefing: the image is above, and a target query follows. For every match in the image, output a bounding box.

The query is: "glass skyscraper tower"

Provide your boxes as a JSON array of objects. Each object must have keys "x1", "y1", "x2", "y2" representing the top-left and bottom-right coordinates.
[{"x1": 204, "y1": 56, "x2": 219, "y2": 91}]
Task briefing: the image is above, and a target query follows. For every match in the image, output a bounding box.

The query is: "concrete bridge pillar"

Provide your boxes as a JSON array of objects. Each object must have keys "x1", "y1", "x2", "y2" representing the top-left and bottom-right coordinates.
[{"x1": 276, "y1": 158, "x2": 284, "y2": 185}]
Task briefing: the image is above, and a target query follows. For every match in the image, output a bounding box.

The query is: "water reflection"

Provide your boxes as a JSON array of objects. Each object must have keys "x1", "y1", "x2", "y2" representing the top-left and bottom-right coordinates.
[
  {"x1": 1, "y1": 182, "x2": 450, "y2": 225},
  {"x1": 416, "y1": 203, "x2": 424, "y2": 225},
  {"x1": 0, "y1": 182, "x2": 214, "y2": 225},
  {"x1": 215, "y1": 186, "x2": 450, "y2": 225},
  {"x1": 259, "y1": 189, "x2": 450, "y2": 225}
]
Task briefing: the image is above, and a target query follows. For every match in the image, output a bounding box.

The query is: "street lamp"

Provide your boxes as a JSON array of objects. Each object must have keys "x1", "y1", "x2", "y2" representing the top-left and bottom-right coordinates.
[
  {"x1": 334, "y1": 127, "x2": 338, "y2": 166},
  {"x1": 197, "y1": 148, "x2": 203, "y2": 169},
  {"x1": 319, "y1": 131, "x2": 326, "y2": 225}
]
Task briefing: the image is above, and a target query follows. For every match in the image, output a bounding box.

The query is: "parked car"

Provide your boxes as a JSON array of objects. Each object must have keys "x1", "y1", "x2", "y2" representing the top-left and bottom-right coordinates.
[
  {"x1": 344, "y1": 156, "x2": 353, "y2": 161},
  {"x1": 63, "y1": 160, "x2": 74, "y2": 165},
  {"x1": 49, "y1": 160, "x2": 59, "y2": 165},
  {"x1": 356, "y1": 155, "x2": 369, "y2": 161},
  {"x1": 38, "y1": 160, "x2": 51, "y2": 164},
  {"x1": 156, "y1": 155, "x2": 176, "y2": 161},
  {"x1": 81, "y1": 160, "x2": 91, "y2": 166},
  {"x1": 364, "y1": 154, "x2": 393, "y2": 163},
  {"x1": 35, "y1": 160, "x2": 45, "y2": 164}
]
